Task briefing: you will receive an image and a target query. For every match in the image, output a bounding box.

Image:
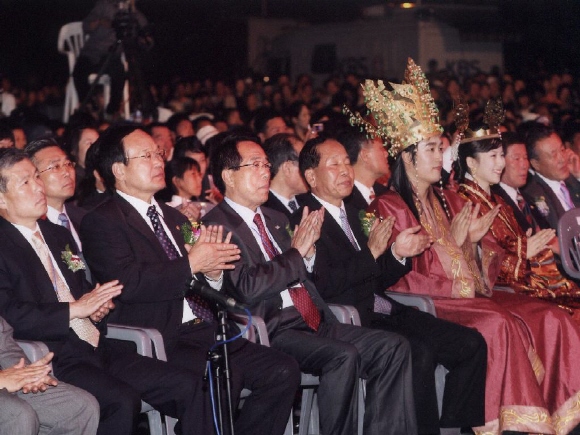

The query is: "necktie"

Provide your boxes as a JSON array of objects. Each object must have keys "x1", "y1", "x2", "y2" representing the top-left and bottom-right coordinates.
[
  {"x1": 31, "y1": 231, "x2": 100, "y2": 347},
  {"x1": 369, "y1": 187, "x2": 375, "y2": 202},
  {"x1": 58, "y1": 213, "x2": 71, "y2": 230},
  {"x1": 253, "y1": 213, "x2": 320, "y2": 331},
  {"x1": 339, "y1": 208, "x2": 359, "y2": 250},
  {"x1": 288, "y1": 199, "x2": 298, "y2": 212},
  {"x1": 516, "y1": 191, "x2": 534, "y2": 228},
  {"x1": 146, "y1": 206, "x2": 214, "y2": 322},
  {"x1": 560, "y1": 182, "x2": 574, "y2": 211}
]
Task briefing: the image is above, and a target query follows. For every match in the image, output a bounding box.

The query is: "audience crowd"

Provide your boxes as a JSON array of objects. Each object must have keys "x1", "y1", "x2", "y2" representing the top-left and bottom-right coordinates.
[{"x1": 2, "y1": 57, "x2": 580, "y2": 435}]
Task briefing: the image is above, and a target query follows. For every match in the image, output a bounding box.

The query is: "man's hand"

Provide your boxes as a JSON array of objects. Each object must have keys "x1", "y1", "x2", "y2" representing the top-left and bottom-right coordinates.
[
  {"x1": 0, "y1": 356, "x2": 52, "y2": 393},
  {"x1": 205, "y1": 187, "x2": 223, "y2": 205},
  {"x1": 89, "y1": 299, "x2": 115, "y2": 323},
  {"x1": 367, "y1": 216, "x2": 394, "y2": 259},
  {"x1": 450, "y1": 203, "x2": 472, "y2": 246},
  {"x1": 176, "y1": 202, "x2": 202, "y2": 222},
  {"x1": 393, "y1": 225, "x2": 433, "y2": 258},
  {"x1": 291, "y1": 207, "x2": 325, "y2": 258},
  {"x1": 69, "y1": 280, "x2": 123, "y2": 321},
  {"x1": 21, "y1": 352, "x2": 58, "y2": 394},
  {"x1": 187, "y1": 225, "x2": 241, "y2": 275},
  {"x1": 468, "y1": 204, "x2": 500, "y2": 243}
]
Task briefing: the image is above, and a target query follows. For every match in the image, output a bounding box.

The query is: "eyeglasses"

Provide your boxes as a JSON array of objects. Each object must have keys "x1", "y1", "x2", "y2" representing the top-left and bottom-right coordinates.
[
  {"x1": 125, "y1": 149, "x2": 166, "y2": 164},
  {"x1": 38, "y1": 161, "x2": 76, "y2": 174},
  {"x1": 230, "y1": 161, "x2": 272, "y2": 171}
]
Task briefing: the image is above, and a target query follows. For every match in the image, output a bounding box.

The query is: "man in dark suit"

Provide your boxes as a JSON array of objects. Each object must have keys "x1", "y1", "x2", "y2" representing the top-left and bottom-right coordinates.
[
  {"x1": 0, "y1": 148, "x2": 202, "y2": 435},
  {"x1": 0, "y1": 315, "x2": 99, "y2": 434},
  {"x1": 262, "y1": 133, "x2": 308, "y2": 218},
  {"x1": 296, "y1": 136, "x2": 487, "y2": 434},
  {"x1": 491, "y1": 132, "x2": 538, "y2": 234},
  {"x1": 339, "y1": 130, "x2": 389, "y2": 210},
  {"x1": 203, "y1": 133, "x2": 417, "y2": 435},
  {"x1": 522, "y1": 124, "x2": 580, "y2": 230},
  {"x1": 80, "y1": 126, "x2": 300, "y2": 435},
  {"x1": 25, "y1": 138, "x2": 92, "y2": 282}
]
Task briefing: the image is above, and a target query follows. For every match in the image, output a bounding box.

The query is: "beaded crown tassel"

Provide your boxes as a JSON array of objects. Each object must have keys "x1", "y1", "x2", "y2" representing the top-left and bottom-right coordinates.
[{"x1": 344, "y1": 57, "x2": 443, "y2": 157}]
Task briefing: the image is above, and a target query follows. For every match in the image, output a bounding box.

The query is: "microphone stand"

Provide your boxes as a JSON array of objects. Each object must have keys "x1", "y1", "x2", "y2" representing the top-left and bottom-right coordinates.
[{"x1": 208, "y1": 309, "x2": 235, "y2": 435}]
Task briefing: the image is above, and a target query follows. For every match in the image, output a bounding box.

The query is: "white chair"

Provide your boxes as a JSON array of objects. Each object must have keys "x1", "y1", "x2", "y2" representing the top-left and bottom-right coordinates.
[
  {"x1": 57, "y1": 22, "x2": 84, "y2": 123},
  {"x1": 57, "y1": 22, "x2": 130, "y2": 122}
]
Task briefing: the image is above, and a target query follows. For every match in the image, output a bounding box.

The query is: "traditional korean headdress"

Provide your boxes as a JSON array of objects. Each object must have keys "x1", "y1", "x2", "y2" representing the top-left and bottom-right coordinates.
[
  {"x1": 449, "y1": 97, "x2": 505, "y2": 161},
  {"x1": 344, "y1": 58, "x2": 443, "y2": 157}
]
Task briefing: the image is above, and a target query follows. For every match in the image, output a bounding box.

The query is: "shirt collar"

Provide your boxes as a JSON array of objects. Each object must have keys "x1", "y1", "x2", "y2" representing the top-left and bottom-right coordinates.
[
  {"x1": 311, "y1": 193, "x2": 344, "y2": 224},
  {"x1": 12, "y1": 222, "x2": 41, "y2": 243},
  {"x1": 224, "y1": 197, "x2": 265, "y2": 229},
  {"x1": 269, "y1": 189, "x2": 295, "y2": 211},
  {"x1": 117, "y1": 189, "x2": 163, "y2": 218},
  {"x1": 536, "y1": 172, "x2": 566, "y2": 194},
  {"x1": 499, "y1": 182, "x2": 519, "y2": 204},
  {"x1": 353, "y1": 180, "x2": 373, "y2": 205},
  {"x1": 46, "y1": 205, "x2": 67, "y2": 225}
]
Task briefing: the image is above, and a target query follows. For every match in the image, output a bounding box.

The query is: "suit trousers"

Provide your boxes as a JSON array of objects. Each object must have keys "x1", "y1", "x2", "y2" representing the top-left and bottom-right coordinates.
[
  {"x1": 52, "y1": 336, "x2": 200, "y2": 435},
  {"x1": 165, "y1": 320, "x2": 300, "y2": 435},
  {"x1": 371, "y1": 304, "x2": 487, "y2": 433},
  {"x1": 0, "y1": 382, "x2": 99, "y2": 435},
  {"x1": 270, "y1": 316, "x2": 417, "y2": 435}
]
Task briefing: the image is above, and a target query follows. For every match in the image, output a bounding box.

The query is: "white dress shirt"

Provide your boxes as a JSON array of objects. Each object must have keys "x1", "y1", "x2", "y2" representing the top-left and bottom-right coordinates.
[
  {"x1": 536, "y1": 173, "x2": 573, "y2": 211},
  {"x1": 224, "y1": 197, "x2": 314, "y2": 308},
  {"x1": 117, "y1": 190, "x2": 222, "y2": 323},
  {"x1": 353, "y1": 180, "x2": 373, "y2": 205},
  {"x1": 46, "y1": 206, "x2": 82, "y2": 251}
]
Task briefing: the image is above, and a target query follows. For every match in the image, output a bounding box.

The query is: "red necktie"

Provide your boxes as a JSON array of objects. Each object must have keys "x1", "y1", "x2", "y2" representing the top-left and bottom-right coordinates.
[
  {"x1": 253, "y1": 213, "x2": 320, "y2": 331},
  {"x1": 516, "y1": 192, "x2": 534, "y2": 228}
]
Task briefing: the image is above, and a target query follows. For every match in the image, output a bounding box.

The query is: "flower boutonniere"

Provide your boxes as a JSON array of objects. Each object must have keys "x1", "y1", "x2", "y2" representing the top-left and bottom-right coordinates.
[
  {"x1": 359, "y1": 210, "x2": 377, "y2": 238},
  {"x1": 285, "y1": 223, "x2": 294, "y2": 238},
  {"x1": 533, "y1": 196, "x2": 550, "y2": 217},
  {"x1": 61, "y1": 244, "x2": 86, "y2": 272},
  {"x1": 181, "y1": 221, "x2": 201, "y2": 245}
]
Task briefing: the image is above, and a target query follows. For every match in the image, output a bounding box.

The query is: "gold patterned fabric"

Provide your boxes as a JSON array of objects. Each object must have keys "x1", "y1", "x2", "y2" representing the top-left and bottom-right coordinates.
[{"x1": 458, "y1": 179, "x2": 580, "y2": 322}]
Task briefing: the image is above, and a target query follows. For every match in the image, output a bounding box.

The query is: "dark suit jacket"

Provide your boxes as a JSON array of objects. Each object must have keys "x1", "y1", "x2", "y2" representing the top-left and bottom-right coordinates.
[
  {"x1": 293, "y1": 194, "x2": 409, "y2": 327},
  {"x1": 0, "y1": 218, "x2": 103, "y2": 356},
  {"x1": 263, "y1": 191, "x2": 293, "y2": 219},
  {"x1": 203, "y1": 200, "x2": 337, "y2": 335},
  {"x1": 65, "y1": 203, "x2": 88, "y2": 234},
  {"x1": 491, "y1": 184, "x2": 536, "y2": 234},
  {"x1": 80, "y1": 194, "x2": 192, "y2": 343},
  {"x1": 344, "y1": 182, "x2": 388, "y2": 211},
  {"x1": 522, "y1": 173, "x2": 580, "y2": 230}
]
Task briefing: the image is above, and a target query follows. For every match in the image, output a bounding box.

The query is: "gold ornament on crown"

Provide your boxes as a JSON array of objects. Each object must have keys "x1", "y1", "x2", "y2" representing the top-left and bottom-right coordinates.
[
  {"x1": 343, "y1": 58, "x2": 443, "y2": 157},
  {"x1": 457, "y1": 98, "x2": 505, "y2": 145}
]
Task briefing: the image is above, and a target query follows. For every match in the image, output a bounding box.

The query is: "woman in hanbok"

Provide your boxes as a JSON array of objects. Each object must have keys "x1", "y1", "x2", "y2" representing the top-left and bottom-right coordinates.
[
  {"x1": 347, "y1": 58, "x2": 580, "y2": 435},
  {"x1": 454, "y1": 125, "x2": 580, "y2": 323}
]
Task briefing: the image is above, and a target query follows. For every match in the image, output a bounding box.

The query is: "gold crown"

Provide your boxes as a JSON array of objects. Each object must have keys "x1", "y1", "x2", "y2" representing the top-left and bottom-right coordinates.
[
  {"x1": 344, "y1": 58, "x2": 442, "y2": 157},
  {"x1": 457, "y1": 98, "x2": 505, "y2": 145}
]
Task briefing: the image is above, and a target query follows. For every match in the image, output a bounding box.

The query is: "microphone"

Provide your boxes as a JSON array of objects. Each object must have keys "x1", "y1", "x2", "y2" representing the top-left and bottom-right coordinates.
[{"x1": 186, "y1": 279, "x2": 247, "y2": 311}]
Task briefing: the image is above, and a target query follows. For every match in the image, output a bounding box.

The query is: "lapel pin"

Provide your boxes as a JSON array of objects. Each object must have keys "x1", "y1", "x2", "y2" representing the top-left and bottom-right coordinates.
[
  {"x1": 176, "y1": 225, "x2": 180, "y2": 230},
  {"x1": 275, "y1": 225, "x2": 280, "y2": 230}
]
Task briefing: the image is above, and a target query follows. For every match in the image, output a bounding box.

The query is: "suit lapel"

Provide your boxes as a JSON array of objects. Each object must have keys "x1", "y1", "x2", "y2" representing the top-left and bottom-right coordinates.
[
  {"x1": 532, "y1": 174, "x2": 566, "y2": 218},
  {"x1": 492, "y1": 185, "x2": 532, "y2": 233},
  {"x1": 0, "y1": 219, "x2": 59, "y2": 303},
  {"x1": 114, "y1": 195, "x2": 176, "y2": 259}
]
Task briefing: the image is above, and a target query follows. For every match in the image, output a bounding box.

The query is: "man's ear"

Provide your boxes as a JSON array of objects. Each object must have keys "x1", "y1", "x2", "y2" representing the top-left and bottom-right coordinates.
[
  {"x1": 111, "y1": 161, "x2": 125, "y2": 182},
  {"x1": 222, "y1": 168, "x2": 234, "y2": 190},
  {"x1": 304, "y1": 168, "x2": 316, "y2": 189},
  {"x1": 0, "y1": 192, "x2": 7, "y2": 210},
  {"x1": 530, "y1": 158, "x2": 539, "y2": 172}
]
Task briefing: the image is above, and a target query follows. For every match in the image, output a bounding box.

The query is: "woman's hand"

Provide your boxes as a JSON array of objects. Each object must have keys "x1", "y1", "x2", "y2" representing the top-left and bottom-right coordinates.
[{"x1": 526, "y1": 228, "x2": 556, "y2": 259}]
